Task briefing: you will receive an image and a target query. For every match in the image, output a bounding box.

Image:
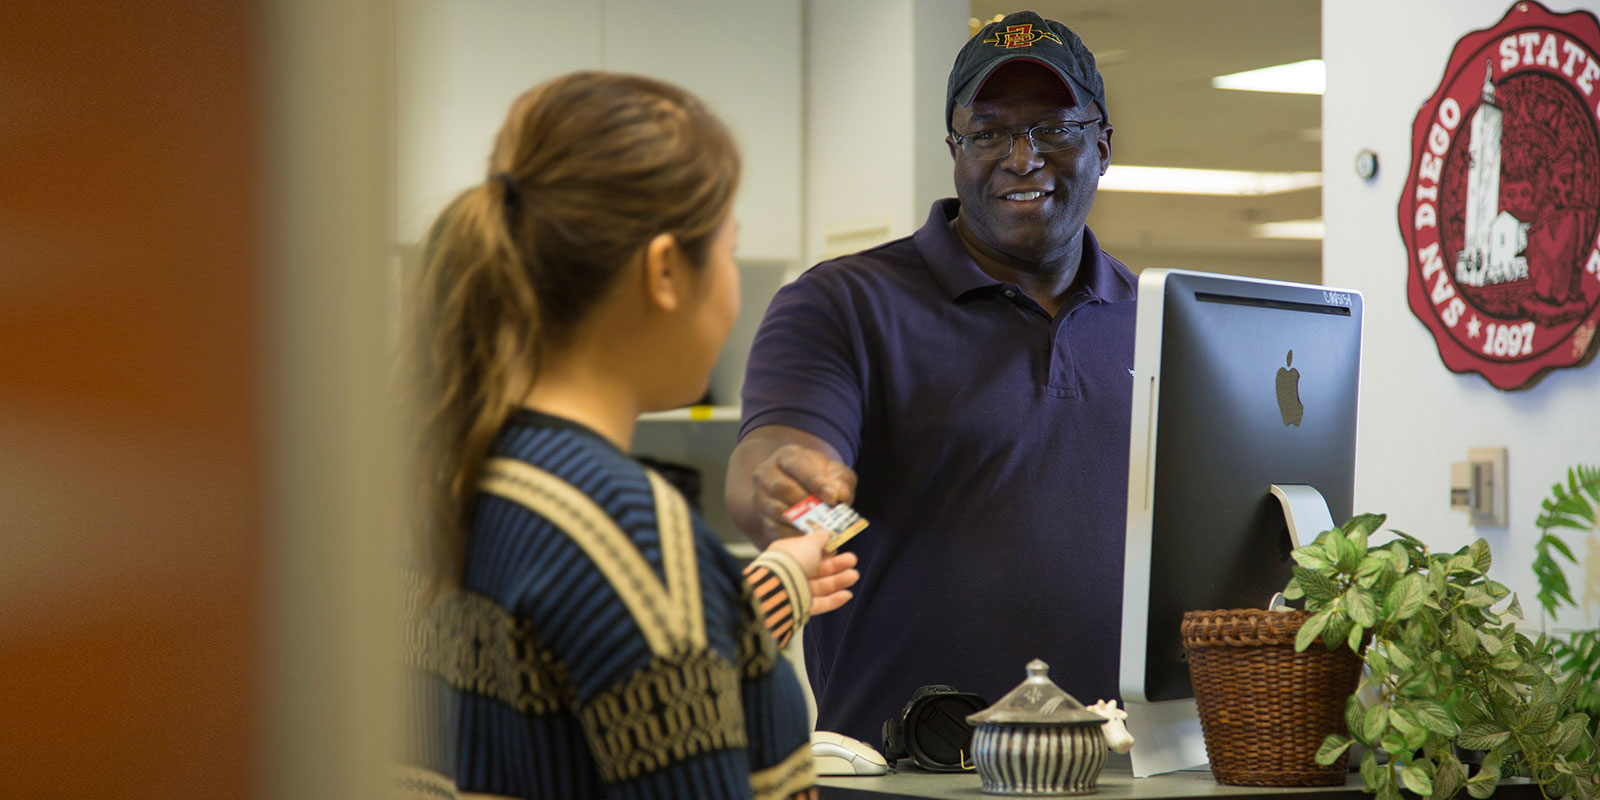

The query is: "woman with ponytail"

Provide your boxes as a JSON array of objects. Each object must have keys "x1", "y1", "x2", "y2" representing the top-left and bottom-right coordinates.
[{"x1": 400, "y1": 72, "x2": 857, "y2": 800}]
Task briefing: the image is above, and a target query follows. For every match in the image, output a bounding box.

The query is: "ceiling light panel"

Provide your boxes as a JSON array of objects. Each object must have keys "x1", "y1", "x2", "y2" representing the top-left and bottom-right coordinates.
[
  {"x1": 1251, "y1": 218, "x2": 1325, "y2": 240},
  {"x1": 1099, "y1": 166, "x2": 1322, "y2": 196},
  {"x1": 1212, "y1": 59, "x2": 1325, "y2": 95}
]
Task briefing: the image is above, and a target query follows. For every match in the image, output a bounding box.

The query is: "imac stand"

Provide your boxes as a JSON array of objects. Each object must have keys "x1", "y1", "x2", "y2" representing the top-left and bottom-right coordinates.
[
  {"x1": 1126, "y1": 484, "x2": 1335, "y2": 779},
  {"x1": 1269, "y1": 483, "x2": 1335, "y2": 548},
  {"x1": 1125, "y1": 698, "x2": 1207, "y2": 777}
]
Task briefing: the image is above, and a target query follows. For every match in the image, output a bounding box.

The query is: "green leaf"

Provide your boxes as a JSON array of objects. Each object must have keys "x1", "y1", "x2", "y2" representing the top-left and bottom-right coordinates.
[
  {"x1": 1401, "y1": 720, "x2": 1428, "y2": 750},
  {"x1": 1560, "y1": 671, "x2": 1583, "y2": 709},
  {"x1": 1347, "y1": 586, "x2": 1377, "y2": 628},
  {"x1": 1346, "y1": 619, "x2": 1364, "y2": 652},
  {"x1": 1543, "y1": 532, "x2": 1578, "y2": 562},
  {"x1": 1412, "y1": 699, "x2": 1458, "y2": 736},
  {"x1": 1533, "y1": 674, "x2": 1560, "y2": 706},
  {"x1": 1323, "y1": 608, "x2": 1352, "y2": 651},
  {"x1": 1549, "y1": 715, "x2": 1585, "y2": 755},
  {"x1": 1463, "y1": 585, "x2": 1496, "y2": 608},
  {"x1": 1333, "y1": 529, "x2": 1361, "y2": 572},
  {"x1": 1292, "y1": 544, "x2": 1333, "y2": 570},
  {"x1": 1400, "y1": 764, "x2": 1434, "y2": 797},
  {"x1": 1355, "y1": 552, "x2": 1389, "y2": 587},
  {"x1": 1457, "y1": 721, "x2": 1511, "y2": 751},
  {"x1": 1315, "y1": 734, "x2": 1353, "y2": 765},
  {"x1": 1347, "y1": 526, "x2": 1370, "y2": 562},
  {"x1": 1397, "y1": 663, "x2": 1434, "y2": 696},
  {"x1": 1294, "y1": 566, "x2": 1340, "y2": 603},
  {"x1": 1431, "y1": 752, "x2": 1467, "y2": 800},
  {"x1": 1385, "y1": 574, "x2": 1427, "y2": 621},
  {"x1": 1476, "y1": 628, "x2": 1503, "y2": 656},
  {"x1": 1490, "y1": 671, "x2": 1519, "y2": 698},
  {"x1": 1389, "y1": 706, "x2": 1420, "y2": 737},
  {"x1": 1450, "y1": 617, "x2": 1478, "y2": 657},
  {"x1": 1296, "y1": 608, "x2": 1331, "y2": 652},
  {"x1": 1429, "y1": 568, "x2": 1448, "y2": 602},
  {"x1": 1282, "y1": 580, "x2": 1304, "y2": 601},
  {"x1": 1468, "y1": 537, "x2": 1492, "y2": 573},
  {"x1": 1465, "y1": 767, "x2": 1499, "y2": 799},
  {"x1": 1346, "y1": 695, "x2": 1367, "y2": 744},
  {"x1": 1478, "y1": 750, "x2": 1502, "y2": 782},
  {"x1": 1387, "y1": 644, "x2": 1414, "y2": 671},
  {"x1": 1504, "y1": 592, "x2": 1523, "y2": 620},
  {"x1": 1366, "y1": 646, "x2": 1389, "y2": 677},
  {"x1": 1345, "y1": 512, "x2": 1385, "y2": 541},
  {"x1": 1360, "y1": 750, "x2": 1381, "y2": 790},
  {"x1": 1376, "y1": 778, "x2": 1403, "y2": 800},
  {"x1": 1489, "y1": 649, "x2": 1521, "y2": 672},
  {"x1": 1518, "y1": 702, "x2": 1558, "y2": 735},
  {"x1": 1356, "y1": 752, "x2": 1382, "y2": 790},
  {"x1": 1363, "y1": 703, "x2": 1389, "y2": 743}
]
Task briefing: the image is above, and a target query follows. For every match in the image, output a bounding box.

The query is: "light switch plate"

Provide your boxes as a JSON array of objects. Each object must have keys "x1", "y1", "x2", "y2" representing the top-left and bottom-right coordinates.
[{"x1": 1467, "y1": 446, "x2": 1508, "y2": 527}]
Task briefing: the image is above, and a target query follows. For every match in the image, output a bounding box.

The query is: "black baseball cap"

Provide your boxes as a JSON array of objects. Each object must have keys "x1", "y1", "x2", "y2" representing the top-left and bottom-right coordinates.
[{"x1": 946, "y1": 10, "x2": 1107, "y2": 131}]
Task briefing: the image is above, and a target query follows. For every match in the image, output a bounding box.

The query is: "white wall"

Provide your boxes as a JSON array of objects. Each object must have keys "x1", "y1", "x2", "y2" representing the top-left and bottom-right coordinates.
[
  {"x1": 803, "y1": 0, "x2": 966, "y2": 269},
  {"x1": 394, "y1": 0, "x2": 801, "y2": 262},
  {"x1": 604, "y1": 0, "x2": 802, "y2": 262},
  {"x1": 394, "y1": 0, "x2": 601, "y2": 243},
  {"x1": 1324, "y1": 0, "x2": 1600, "y2": 632}
]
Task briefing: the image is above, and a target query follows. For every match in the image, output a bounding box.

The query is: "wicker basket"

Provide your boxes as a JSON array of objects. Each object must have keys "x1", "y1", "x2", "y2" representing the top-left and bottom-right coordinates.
[{"x1": 1180, "y1": 609, "x2": 1363, "y2": 787}]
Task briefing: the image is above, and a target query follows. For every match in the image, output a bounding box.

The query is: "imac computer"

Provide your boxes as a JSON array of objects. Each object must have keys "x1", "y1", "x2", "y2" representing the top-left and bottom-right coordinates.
[{"x1": 1119, "y1": 269, "x2": 1363, "y2": 775}]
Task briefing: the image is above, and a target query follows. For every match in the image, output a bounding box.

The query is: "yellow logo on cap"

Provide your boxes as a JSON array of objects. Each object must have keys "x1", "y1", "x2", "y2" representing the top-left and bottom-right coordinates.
[{"x1": 983, "y1": 24, "x2": 1063, "y2": 49}]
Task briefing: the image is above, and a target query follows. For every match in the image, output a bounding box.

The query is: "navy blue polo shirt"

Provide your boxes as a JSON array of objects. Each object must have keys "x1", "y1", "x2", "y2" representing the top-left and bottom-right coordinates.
[{"x1": 739, "y1": 198, "x2": 1138, "y2": 746}]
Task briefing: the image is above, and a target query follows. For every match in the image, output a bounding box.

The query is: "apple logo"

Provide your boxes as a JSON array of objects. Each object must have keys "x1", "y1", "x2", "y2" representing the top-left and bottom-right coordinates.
[{"x1": 1276, "y1": 350, "x2": 1304, "y2": 427}]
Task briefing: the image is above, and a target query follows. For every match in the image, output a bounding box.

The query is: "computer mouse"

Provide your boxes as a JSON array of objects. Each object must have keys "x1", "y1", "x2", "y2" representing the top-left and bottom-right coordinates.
[{"x1": 810, "y1": 730, "x2": 888, "y2": 776}]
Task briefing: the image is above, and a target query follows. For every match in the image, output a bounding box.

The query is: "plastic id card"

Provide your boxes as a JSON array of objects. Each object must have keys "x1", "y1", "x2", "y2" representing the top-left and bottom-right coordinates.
[{"x1": 784, "y1": 495, "x2": 869, "y2": 552}]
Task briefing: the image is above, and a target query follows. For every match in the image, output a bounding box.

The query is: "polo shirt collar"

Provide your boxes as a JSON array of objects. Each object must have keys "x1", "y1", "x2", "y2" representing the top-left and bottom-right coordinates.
[{"x1": 912, "y1": 198, "x2": 1135, "y2": 304}]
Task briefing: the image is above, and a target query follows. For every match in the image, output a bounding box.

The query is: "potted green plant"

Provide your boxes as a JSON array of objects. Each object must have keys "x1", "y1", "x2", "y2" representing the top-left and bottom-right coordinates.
[
  {"x1": 1286, "y1": 513, "x2": 1599, "y2": 800},
  {"x1": 1532, "y1": 465, "x2": 1600, "y2": 746}
]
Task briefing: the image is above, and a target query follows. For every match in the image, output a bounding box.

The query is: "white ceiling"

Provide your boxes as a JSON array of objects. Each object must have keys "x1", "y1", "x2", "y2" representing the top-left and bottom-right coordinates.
[{"x1": 966, "y1": 0, "x2": 1323, "y2": 278}]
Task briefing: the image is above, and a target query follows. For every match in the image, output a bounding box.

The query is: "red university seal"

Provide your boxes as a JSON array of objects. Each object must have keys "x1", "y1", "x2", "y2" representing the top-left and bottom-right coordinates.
[{"x1": 1400, "y1": 1, "x2": 1600, "y2": 390}]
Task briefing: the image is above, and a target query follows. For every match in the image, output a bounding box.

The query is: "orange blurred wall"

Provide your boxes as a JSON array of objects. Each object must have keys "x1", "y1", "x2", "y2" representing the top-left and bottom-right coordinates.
[{"x1": 0, "y1": 1, "x2": 264, "y2": 796}]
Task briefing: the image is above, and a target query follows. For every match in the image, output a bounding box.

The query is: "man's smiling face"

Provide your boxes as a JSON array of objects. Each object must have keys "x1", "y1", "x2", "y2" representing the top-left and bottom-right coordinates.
[{"x1": 947, "y1": 62, "x2": 1112, "y2": 270}]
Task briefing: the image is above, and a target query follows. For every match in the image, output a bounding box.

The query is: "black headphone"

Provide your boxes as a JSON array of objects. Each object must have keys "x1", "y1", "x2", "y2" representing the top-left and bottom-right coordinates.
[{"x1": 880, "y1": 685, "x2": 989, "y2": 772}]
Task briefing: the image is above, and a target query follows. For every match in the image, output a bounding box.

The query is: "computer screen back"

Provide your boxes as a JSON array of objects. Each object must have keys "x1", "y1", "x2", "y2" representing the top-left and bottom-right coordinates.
[{"x1": 1121, "y1": 269, "x2": 1362, "y2": 703}]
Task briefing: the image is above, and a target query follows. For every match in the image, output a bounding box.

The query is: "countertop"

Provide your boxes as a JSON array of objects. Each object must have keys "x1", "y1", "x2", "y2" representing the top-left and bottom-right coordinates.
[{"x1": 818, "y1": 760, "x2": 1539, "y2": 799}]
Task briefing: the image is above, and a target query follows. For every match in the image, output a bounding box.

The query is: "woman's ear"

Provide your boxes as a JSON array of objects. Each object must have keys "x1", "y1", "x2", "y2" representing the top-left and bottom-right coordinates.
[{"x1": 641, "y1": 232, "x2": 682, "y2": 312}]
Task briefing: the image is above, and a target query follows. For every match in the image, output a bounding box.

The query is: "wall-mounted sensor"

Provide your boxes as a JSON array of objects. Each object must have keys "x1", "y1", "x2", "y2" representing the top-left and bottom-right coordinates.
[{"x1": 1355, "y1": 149, "x2": 1378, "y2": 181}]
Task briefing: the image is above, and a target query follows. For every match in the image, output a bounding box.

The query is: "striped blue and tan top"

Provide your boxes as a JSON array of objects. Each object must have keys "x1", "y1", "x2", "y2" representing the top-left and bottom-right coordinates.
[{"x1": 401, "y1": 409, "x2": 817, "y2": 799}]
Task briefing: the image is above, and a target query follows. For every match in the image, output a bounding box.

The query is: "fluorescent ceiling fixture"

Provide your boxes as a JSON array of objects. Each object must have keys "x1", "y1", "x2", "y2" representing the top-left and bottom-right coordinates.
[
  {"x1": 1099, "y1": 165, "x2": 1322, "y2": 196},
  {"x1": 1252, "y1": 218, "x2": 1325, "y2": 240},
  {"x1": 1212, "y1": 59, "x2": 1325, "y2": 95}
]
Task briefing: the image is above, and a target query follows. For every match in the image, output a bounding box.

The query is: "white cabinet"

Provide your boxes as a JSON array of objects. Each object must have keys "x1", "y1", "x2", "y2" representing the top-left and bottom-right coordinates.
[{"x1": 394, "y1": 0, "x2": 801, "y2": 262}]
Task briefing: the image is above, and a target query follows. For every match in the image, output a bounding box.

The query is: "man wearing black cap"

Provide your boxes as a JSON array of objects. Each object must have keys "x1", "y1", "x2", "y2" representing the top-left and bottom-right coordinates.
[{"x1": 728, "y1": 10, "x2": 1135, "y2": 749}]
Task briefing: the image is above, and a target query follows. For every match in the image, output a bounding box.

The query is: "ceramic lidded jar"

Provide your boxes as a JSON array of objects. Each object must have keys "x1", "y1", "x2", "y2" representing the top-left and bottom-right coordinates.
[{"x1": 965, "y1": 660, "x2": 1109, "y2": 796}]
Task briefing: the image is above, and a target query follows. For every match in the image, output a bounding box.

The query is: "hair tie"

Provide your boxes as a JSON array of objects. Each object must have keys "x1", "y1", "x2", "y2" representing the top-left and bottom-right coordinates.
[
  {"x1": 494, "y1": 172, "x2": 521, "y2": 231},
  {"x1": 496, "y1": 170, "x2": 521, "y2": 208}
]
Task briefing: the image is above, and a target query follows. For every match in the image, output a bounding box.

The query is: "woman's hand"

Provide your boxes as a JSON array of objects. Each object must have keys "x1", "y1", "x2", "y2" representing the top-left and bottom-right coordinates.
[{"x1": 764, "y1": 528, "x2": 860, "y2": 616}]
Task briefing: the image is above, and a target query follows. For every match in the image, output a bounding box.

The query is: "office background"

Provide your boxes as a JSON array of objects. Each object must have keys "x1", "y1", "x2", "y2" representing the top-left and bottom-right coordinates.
[{"x1": 2, "y1": 1, "x2": 1595, "y2": 798}]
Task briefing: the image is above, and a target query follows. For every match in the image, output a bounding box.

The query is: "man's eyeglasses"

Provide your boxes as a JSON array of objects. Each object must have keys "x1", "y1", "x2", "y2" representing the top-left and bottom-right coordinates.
[{"x1": 950, "y1": 118, "x2": 1103, "y2": 160}]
